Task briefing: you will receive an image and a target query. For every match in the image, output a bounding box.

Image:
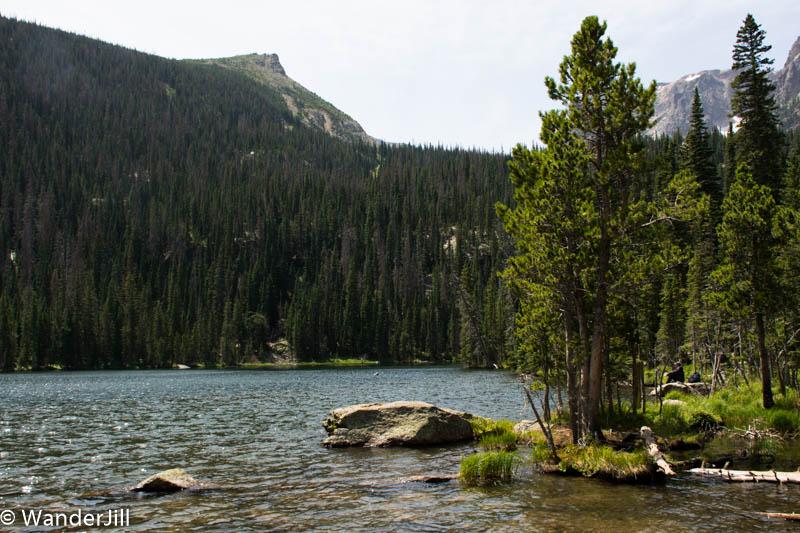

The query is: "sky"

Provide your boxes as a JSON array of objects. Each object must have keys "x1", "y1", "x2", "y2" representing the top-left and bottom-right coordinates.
[{"x1": 3, "y1": 1, "x2": 799, "y2": 152}]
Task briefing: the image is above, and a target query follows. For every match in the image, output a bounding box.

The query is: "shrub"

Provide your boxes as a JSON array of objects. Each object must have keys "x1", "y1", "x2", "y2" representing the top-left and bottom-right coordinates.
[
  {"x1": 689, "y1": 412, "x2": 721, "y2": 433},
  {"x1": 767, "y1": 409, "x2": 800, "y2": 433}
]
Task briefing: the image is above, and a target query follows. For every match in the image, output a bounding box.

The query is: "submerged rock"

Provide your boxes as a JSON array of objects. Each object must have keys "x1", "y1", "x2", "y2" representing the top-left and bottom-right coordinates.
[
  {"x1": 322, "y1": 401, "x2": 474, "y2": 447},
  {"x1": 132, "y1": 468, "x2": 201, "y2": 493}
]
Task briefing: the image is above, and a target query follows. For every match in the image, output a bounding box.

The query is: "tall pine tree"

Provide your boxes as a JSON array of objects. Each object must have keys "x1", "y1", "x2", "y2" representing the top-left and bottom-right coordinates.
[{"x1": 730, "y1": 13, "x2": 783, "y2": 191}]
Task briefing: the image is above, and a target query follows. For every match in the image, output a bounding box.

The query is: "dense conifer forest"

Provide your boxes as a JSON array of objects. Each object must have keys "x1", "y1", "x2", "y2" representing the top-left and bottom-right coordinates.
[
  {"x1": 0, "y1": 17, "x2": 513, "y2": 369},
  {"x1": 1, "y1": 13, "x2": 798, "y2": 394}
]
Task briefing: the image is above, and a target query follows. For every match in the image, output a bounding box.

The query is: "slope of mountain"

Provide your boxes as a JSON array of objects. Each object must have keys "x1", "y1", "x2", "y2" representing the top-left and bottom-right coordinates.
[
  {"x1": 197, "y1": 53, "x2": 376, "y2": 145},
  {"x1": 651, "y1": 36, "x2": 800, "y2": 135},
  {"x1": 0, "y1": 16, "x2": 512, "y2": 370}
]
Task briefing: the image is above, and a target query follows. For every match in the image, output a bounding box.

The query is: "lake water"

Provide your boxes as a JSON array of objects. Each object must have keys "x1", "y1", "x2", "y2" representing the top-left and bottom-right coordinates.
[{"x1": 0, "y1": 368, "x2": 797, "y2": 531}]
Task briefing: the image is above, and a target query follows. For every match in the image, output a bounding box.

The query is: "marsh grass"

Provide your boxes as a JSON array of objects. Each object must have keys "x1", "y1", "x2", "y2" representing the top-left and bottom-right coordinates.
[
  {"x1": 479, "y1": 431, "x2": 517, "y2": 451},
  {"x1": 470, "y1": 417, "x2": 519, "y2": 451},
  {"x1": 557, "y1": 445, "x2": 653, "y2": 480},
  {"x1": 460, "y1": 451, "x2": 518, "y2": 485},
  {"x1": 469, "y1": 417, "x2": 515, "y2": 439},
  {"x1": 656, "y1": 384, "x2": 799, "y2": 436},
  {"x1": 238, "y1": 358, "x2": 379, "y2": 369}
]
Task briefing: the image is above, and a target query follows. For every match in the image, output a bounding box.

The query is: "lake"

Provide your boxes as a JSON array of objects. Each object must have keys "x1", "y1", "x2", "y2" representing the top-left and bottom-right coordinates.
[{"x1": 0, "y1": 368, "x2": 797, "y2": 531}]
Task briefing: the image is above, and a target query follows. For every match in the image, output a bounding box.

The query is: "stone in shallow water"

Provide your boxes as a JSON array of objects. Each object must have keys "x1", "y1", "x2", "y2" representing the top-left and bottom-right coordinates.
[
  {"x1": 132, "y1": 468, "x2": 199, "y2": 493},
  {"x1": 322, "y1": 401, "x2": 474, "y2": 447}
]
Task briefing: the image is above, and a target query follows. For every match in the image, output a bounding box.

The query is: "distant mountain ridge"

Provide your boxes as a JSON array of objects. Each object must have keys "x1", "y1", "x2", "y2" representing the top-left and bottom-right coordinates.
[
  {"x1": 651, "y1": 36, "x2": 800, "y2": 135},
  {"x1": 196, "y1": 53, "x2": 376, "y2": 145}
]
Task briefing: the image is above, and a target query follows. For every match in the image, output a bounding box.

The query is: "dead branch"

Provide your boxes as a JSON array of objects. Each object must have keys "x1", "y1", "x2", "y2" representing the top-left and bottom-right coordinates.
[{"x1": 640, "y1": 426, "x2": 675, "y2": 476}]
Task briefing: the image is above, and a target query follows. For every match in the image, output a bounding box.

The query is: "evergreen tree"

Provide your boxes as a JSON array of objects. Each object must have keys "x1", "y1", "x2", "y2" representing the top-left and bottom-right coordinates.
[
  {"x1": 656, "y1": 273, "x2": 686, "y2": 363},
  {"x1": 710, "y1": 164, "x2": 778, "y2": 408},
  {"x1": 682, "y1": 88, "x2": 721, "y2": 212},
  {"x1": 542, "y1": 16, "x2": 656, "y2": 439},
  {"x1": 730, "y1": 13, "x2": 783, "y2": 191}
]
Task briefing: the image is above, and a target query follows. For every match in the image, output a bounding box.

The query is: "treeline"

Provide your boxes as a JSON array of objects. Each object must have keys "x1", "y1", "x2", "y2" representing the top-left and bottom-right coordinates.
[
  {"x1": 0, "y1": 17, "x2": 513, "y2": 369},
  {"x1": 499, "y1": 15, "x2": 800, "y2": 440}
]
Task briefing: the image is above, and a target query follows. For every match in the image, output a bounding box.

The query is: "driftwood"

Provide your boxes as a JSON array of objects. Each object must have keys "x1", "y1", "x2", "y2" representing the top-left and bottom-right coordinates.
[
  {"x1": 688, "y1": 467, "x2": 800, "y2": 484},
  {"x1": 640, "y1": 426, "x2": 675, "y2": 476},
  {"x1": 404, "y1": 474, "x2": 459, "y2": 484},
  {"x1": 754, "y1": 512, "x2": 800, "y2": 521}
]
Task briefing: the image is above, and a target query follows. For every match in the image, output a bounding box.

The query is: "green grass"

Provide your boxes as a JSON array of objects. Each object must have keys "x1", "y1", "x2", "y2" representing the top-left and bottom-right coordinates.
[
  {"x1": 469, "y1": 417, "x2": 515, "y2": 439},
  {"x1": 529, "y1": 437, "x2": 556, "y2": 464},
  {"x1": 469, "y1": 417, "x2": 519, "y2": 451},
  {"x1": 650, "y1": 384, "x2": 800, "y2": 436},
  {"x1": 557, "y1": 445, "x2": 653, "y2": 480},
  {"x1": 237, "y1": 358, "x2": 379, "y2": 369},
  {"x1": 460, "y1": 451, "x2": 518, "y2": 485},
  {"x1": 479, "y1": 431, "x2": 518, "y2": 451}
]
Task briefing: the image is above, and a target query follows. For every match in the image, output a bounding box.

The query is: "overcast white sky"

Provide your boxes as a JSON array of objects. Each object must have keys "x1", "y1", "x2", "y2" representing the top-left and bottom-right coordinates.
[{"x1": 3, "y1": 1, "x2": 799, "y2": 151}]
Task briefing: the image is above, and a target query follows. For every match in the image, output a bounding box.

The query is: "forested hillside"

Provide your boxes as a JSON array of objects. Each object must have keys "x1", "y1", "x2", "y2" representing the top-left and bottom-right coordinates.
[{"x1": 0, "y1": 17, "x2": 513, "y2": 369}]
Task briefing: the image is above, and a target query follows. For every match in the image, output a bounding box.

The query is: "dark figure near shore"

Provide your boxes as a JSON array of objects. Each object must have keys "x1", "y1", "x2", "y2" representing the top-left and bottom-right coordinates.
[{"x1": 665, "y1": 362, "x2": 684, "y2": 383}]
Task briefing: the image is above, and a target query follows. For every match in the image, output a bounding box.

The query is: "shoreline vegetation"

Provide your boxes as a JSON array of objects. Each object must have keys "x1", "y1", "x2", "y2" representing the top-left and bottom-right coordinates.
[
  {"x1": 3, "y1": 357, "x2": 384, "y2": 372},
  {"x1": 460, "y1": 378, "x2": 800, "y2": 486}
]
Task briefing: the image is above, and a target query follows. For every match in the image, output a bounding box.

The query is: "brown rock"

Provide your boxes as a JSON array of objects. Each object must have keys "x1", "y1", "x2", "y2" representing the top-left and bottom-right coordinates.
[
  {"x1": 322, "y1": 401, "x2": 473, "y2": 447},
  {"x1": 132, "y1": 468, "x2": 200, "y2": 493}
]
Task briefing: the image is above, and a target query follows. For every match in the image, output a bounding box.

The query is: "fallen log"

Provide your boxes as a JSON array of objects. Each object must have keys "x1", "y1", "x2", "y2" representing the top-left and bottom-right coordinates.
[
  {"x1": 754, "y1": 512, "x2": 800, "y2": 521},
  {"x1": 688, "y1": 467, "x2": 800, "y2": 484},
  {"x1": 404, "y1": 474, "x2": 459, "y2": 484},
  {"x1": 640, "y1": 426, "x2": 675, "y2": 476}
]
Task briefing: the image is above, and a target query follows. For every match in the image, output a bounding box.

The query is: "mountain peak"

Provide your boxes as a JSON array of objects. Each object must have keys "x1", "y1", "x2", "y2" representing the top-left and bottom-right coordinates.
[
  {"x1": 196, "y1": 53, "x2": 376, "y2": 145},
  {"x1": 786, "y1": 36, "x2": 800, "y2": 69},
  {"x1": 227, "y1": 53, "x2": 287, "y2": 77},
  {"x1": 651, "y1": 35, "x2": 800, "y2": 135}
]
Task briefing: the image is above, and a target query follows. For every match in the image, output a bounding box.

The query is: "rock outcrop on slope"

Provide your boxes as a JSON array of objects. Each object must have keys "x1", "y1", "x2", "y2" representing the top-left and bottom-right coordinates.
[
  {"x1": 651, "y1": 36, "x2": 800, "y2": 135},
  {"x1": 322, "y1": 401, "x2": 474, "y2": 447},
  {"x1": 197, "y1": 53, "x2": 377, "y2": 145}
]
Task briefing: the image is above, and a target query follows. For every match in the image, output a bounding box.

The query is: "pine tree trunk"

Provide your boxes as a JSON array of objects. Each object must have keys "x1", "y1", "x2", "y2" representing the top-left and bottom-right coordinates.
[
  {"x1": 588, "y1": 237, "x2": 609, "y2": 440},
  {"x1": 755, "y1": 312, "x2": 774, "y2": 408},
  {"x1": 565, "y1": 309, "x2": 580, "y2": 444}
]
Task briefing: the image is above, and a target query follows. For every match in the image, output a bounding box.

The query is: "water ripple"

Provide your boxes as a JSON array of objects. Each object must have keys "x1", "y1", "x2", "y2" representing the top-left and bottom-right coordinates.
[{"x1": 0, "y1": 368, "x2": 797, "y2": 531}]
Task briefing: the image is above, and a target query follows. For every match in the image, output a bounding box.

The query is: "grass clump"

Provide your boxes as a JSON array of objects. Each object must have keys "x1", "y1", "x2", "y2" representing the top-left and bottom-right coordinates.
[
  {"x1": 767, "y1": 409, "x2": 800, "y2": 434},
  {"x1": 460, "y1": 451, "x2": 518, "y2": 485},
  {"x1": 470, "y1": 417, "x2": 515, "y2": 439},
  {"x1": 470, "y1": 417, "x2": 518, "y2": 451},
  {"x1": 529, "y1": 437, "x2": 556, "y2": 464},
  {"x1": 479, "y1": 431, "x2": 517, "y2": 451},
  {"x1": 557, "y1": 445, "x2": 653, "y2": 481}
]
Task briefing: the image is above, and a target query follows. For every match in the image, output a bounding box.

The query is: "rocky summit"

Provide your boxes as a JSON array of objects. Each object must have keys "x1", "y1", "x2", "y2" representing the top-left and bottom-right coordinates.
[
  {"x1": 651, "y1": 36, "x2": 800, "y2": 135},
  {"x1": 197, "y1": 53, "x2": 376, "y2": 145},
  {"x1": 322, "y1": 401, "x2": 474, "y2": 447}
]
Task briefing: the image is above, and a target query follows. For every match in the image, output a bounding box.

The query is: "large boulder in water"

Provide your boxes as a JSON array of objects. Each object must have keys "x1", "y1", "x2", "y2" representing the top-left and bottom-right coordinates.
[
  {"x1": 132, "y1": 468, "x2": 201, "y2": 493},
  {"x1": 322, "y1": 401, "x2": 474, "y2": 447}
]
